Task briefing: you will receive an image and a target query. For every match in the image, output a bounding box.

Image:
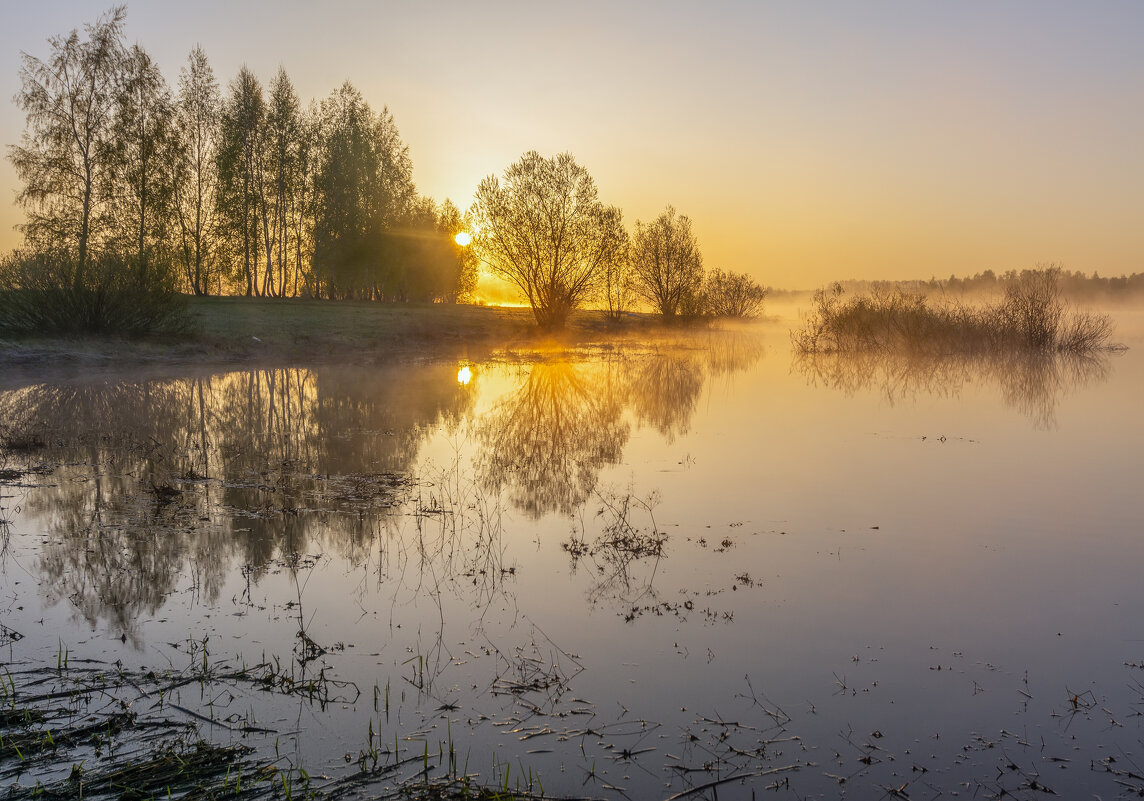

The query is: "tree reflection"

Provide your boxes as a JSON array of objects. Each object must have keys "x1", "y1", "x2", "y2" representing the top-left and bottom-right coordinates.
[
  {"x1": 478, "y1": 360, "x2": 629, "y2": 518},
  {"x1": 0, "y1": 363, "x2": 475, "y2": 640},
  {"x1": 0, "y1": 332, "x2": 768, "y2": 641},
  {"x1": 793, "y1": 348, "x2": 1114, "y2": 429},
  {"x1": 626, "y1": 354, "x2": 703, "y2": 443},
  {"x1": 477, "y1": 332, "x2": 766, "y2": 517}
]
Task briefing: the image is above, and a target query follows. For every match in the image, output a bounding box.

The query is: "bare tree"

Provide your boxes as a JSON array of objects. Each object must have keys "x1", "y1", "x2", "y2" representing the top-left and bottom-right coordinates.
[
  {"x1": 630, "y1": 205, "x2": 704, "y2": 319},
  {"x1": 8, "y1": 6, "x2": 127, "y2": 286},
  {"x1": 173, "y1": 46, "x2": 220, "y2": 295},
  {"x1": 471, "y1": 151, "x2": 625, "y2": 328}
]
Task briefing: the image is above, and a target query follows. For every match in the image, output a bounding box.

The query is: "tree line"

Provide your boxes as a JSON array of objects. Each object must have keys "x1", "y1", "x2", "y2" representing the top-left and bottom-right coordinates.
[
  {"x1": 5, "y1": 6, "x2": 476, "y2": 308},
  {"x1": 3, "y1": 6, "x2": 766, "y2": 334},
  {"x1": 471, "y1": 151, "x2": 768, "y2": 328}
]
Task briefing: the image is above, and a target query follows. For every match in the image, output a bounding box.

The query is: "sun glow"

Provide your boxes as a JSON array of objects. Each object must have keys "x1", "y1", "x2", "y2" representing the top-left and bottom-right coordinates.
[
  {"x1": 454, "y1": 231, "x2": 471, "y2": 247},
  {"x1": 457, "y1": 365, "x2": 473, "y2": 385}
]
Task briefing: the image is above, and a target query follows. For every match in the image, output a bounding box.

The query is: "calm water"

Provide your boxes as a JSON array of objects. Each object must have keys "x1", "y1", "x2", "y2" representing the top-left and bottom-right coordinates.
[{"x1": 2, "y1": 309, "x2": 1143, "y2": 798}]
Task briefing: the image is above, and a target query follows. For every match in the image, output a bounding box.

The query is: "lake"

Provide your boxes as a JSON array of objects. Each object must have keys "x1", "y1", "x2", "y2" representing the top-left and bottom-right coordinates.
[{"x1": 2, "y1": 305, "x2": 1143, "y2": 799}]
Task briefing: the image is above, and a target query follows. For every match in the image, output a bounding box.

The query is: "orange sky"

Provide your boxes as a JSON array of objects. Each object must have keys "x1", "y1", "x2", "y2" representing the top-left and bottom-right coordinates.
[{"x1": 2, "y1": 2, "x2": 1141, "y2": 289}]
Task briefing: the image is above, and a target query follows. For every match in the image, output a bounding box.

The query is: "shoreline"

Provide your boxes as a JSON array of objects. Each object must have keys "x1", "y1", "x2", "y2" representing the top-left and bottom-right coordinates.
[{"x1": 0, "y1": 298, "x2": 679, "y2": 368}]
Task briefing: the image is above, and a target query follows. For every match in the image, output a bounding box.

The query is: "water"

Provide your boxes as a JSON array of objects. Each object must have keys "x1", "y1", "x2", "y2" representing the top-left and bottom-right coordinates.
[{"x1": 2, "y1": 311, "x2": 1143, "y2": 798}]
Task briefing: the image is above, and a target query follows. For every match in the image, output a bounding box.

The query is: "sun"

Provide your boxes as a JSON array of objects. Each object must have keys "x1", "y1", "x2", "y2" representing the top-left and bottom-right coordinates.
[{"x1": 454, "y1": 231, "x2": 471, "y2": 247}]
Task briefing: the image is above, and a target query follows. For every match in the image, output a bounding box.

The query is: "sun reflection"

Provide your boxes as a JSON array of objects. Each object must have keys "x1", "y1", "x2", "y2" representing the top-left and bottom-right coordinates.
[{"x1": 457, "y1": 364, "x2": 473, "y2": 385}]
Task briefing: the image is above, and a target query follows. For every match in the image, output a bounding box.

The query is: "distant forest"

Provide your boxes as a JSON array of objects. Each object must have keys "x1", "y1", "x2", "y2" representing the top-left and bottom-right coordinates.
[{"x1": 773, "y1": 268, "x2": 1144, "y2": 303}]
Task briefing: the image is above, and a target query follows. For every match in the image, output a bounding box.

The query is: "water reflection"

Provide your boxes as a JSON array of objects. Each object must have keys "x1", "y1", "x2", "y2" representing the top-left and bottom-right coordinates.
[
  {"x1": 0, "y1": 334, "x2": 765, "y2": 641},
  {"x1": 478, "y1": 331, "x2": 765, "y2": 517},
  {"x1": 478, "y1": 359, "x2": 630, "y2": 518},
  {"x1": 0, "y1": 364, "x2": 475, "y2": 640},
  {"x1": 793, "y1": 348, "x2": 1115, "y2": 428}
]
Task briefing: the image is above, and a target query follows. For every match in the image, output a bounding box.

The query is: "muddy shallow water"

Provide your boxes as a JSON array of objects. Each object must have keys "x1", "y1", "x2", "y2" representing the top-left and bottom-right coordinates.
[{"x1": 2, "y1": 311, "x2": 1143, "y2": 799}]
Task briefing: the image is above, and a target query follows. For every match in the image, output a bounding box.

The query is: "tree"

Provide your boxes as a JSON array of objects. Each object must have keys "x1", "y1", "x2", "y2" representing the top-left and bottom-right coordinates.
[
  {"x1": 217, "y1": 67, "x2": 265, "y2": 296},
  {"x1": 599, "y1": 231, "x2": 633, "y2": 321},
  {"x1": 287, "y1": 101, "x2": 320, "y2": 298},
  {"x1": 107, "y1": 43, "x2": 177, "y2": 289},
  {"x1": 383, "y1": 197, "x2": 478, "y2": 303},
  {"x1": 630, "y1": 205, "x2": 704, "y2": 319},
  {"x1": 311, "y1": 83, "x2": 416, "y2": 299},
  {"x1": 312, "y1": 82, "x2": 381, "y2": 298},
  {"x1": 8, "y1": 6, "x2": 128, "y2": 287},
  {"x1": 703, "y1": 268, "x2": 767, "y2": 318},
  {"x1": 260, "y1": 67, "x2": 301, "y2": 297},
  {"x1": 436, "y1": 199, "x2": 478, "y2": 302},
  {"x1": 173, "y1": 46, "x2": 221, "y2": 295},
  {"x1": 471, "y1": 151, "x2": 626, "y2": 329}
]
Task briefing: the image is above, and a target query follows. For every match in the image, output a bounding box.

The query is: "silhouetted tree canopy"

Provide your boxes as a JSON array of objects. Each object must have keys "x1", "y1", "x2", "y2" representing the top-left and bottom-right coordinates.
[
  {"x1": 471, "y1": 151, "x2": 626, "y2": 328},
  {"x1": 630, "y1": 205, "x2": 705, "y2": 319},
  {"x1": 4, "y1": 7, "x2": 475, "y2": 316}
]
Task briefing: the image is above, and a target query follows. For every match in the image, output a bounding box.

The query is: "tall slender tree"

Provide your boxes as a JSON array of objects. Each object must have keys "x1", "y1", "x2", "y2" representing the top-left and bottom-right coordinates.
[
  {"x1": 288, "y1": 101, "x2": 320, "y2": 297},
  {"x1": 173, "y1": 46, "x2": 220, "y2": 295},
  {"x1": 313, "y1": 82, "x2": 375, "y2": 298},
  {"x1": 311, "y1": 82, "x2": 414, "y2": 299},
  {"x1": 108, "y1": 43, "x2": 176, "y2": 288},
  {"x1": 262, "y1": 68, "x2": 301, "y2": 297},
  {"x1": 9, "y1": 6, "x2": 127, "y2": 287},
  {"x1": 217, "y1": 67, "x2": 265, "y2": 296}
]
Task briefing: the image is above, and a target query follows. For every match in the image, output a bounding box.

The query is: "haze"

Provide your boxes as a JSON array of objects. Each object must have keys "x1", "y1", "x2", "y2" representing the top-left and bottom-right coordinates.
[{"x1": 2, "y1": 1, "x2": 1141, "y2": 288}]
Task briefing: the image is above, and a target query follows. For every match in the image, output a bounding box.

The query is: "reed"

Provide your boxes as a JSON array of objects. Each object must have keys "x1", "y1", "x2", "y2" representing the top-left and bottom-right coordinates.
[{"x1": 792, "y1": 267, "x2": 1117, "y2": 355}]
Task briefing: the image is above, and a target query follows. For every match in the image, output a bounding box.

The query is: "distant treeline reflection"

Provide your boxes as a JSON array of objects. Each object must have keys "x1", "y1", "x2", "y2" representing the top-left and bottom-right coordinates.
[{"x1": 793, "y1": 348, "x2": 1114, "y2": 428}]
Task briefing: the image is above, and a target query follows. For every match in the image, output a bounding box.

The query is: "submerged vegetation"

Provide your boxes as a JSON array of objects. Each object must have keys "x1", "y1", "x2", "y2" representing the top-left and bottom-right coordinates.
[{"x1": 793, "y1": 267, "x2": 1117, "y2": 355}]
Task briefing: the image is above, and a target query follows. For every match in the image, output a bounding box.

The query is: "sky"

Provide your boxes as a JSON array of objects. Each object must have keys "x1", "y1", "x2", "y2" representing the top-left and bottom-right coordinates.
[{"x1": 1, "y1": 1, "x2": 1141, "y2": 289}]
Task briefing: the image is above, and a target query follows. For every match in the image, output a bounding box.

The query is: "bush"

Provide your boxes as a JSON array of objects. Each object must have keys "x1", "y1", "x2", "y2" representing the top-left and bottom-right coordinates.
[
  {"x1": 792, "y1": 268, "x2": 1115, "y2": 354},
  {"x1": 0, "y1": 250, "x2": 189, "y2": 336},
  {"x1": 703, "y1": 269, "x2": 768, "y2": 318}
]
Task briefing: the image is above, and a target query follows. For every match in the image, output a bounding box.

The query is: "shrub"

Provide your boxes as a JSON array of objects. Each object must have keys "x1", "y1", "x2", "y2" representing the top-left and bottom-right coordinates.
[
  {"x1": 703, "y1": 269, "x2": 768, "y2": 318},
  {"x1": 0, "y1": 250, "x2": 189, "y2": 336},
  {"x1": 792, "y1": 268, "x2": 1114, "y2": 354}
]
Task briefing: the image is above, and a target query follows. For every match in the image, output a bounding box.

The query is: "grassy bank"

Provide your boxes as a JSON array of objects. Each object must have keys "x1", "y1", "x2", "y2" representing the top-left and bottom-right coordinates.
[{"x1": 0, "y1": 297, "x2": 668, "y2": 369}]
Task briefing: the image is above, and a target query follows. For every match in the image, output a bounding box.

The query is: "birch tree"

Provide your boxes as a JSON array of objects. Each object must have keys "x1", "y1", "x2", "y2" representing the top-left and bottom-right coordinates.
[
  {"x1": 173, "y1": 46, "x2": 220, "y2": 295},
  {"x1": 8, "y1": 6, "x2": 127, "y2": 286},
  {"x1": 108, "y1": 44, "x2": 176, "y2": 288},
  {"x1": 217, "y1": 67, "x2": 265, "y2": 295}
]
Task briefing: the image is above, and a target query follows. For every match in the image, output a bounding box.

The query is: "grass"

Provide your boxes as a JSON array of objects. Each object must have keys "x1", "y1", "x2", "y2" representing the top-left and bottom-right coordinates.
[
  {"x1": 792, "y1": 267, "x2": 1118, "y2": 355},
  {"x1": 0, "y1": 296, "x2": 679, "y2": 369}
]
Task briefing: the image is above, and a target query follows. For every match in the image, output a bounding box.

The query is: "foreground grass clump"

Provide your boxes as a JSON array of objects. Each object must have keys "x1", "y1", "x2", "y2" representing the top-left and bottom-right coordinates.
[
  {"x1": 793, "y1": 267, "x2": 1115, "y2": 354},
  {"x1": 0, "y1": 251, "x2": 188, "y2": 337}
]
